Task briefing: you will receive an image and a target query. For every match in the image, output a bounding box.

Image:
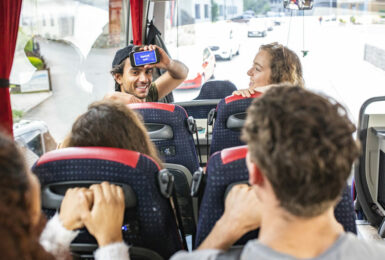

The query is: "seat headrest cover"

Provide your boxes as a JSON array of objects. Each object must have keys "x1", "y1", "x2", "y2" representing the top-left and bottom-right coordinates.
[
  {"x1": 36, "y1": 147, "x2": 160, "y2": 170},
  {"x1": 221, "y1": 145, "x2": 248, "y2": 164},
  {"x1": 224, "y1": 92, "x2": 262, "y2": 104},
  {"x1": 128, "y1": 102, "x2": 175, "y2": 112}
]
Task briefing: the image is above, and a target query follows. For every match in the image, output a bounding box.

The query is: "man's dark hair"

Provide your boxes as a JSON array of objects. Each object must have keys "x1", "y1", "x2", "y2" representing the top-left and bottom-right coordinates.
[
  {"x1": 110, "y1": 45, "x2": 141, "y2": 91},
  {"x1": 242, "y1": 86, "x2": 360, "y2": 217}
]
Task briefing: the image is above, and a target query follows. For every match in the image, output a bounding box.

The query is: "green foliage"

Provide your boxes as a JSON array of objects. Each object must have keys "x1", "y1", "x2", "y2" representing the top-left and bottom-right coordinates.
[
  {"x1": 28, "y1": 56, "x2": 44, "y2": 70},
  {"x1": 24, "y1": 39, "x2": 34, "y2": 54},
  {"x1": 211, "y1": 0, "x2": 219, "y2": 22},
  {"x1": 244, "y1": 0, "x2": 270, "y2": 15},
  {"x1": 12, "y1": 110, "x2": 24, "y2": 123}
]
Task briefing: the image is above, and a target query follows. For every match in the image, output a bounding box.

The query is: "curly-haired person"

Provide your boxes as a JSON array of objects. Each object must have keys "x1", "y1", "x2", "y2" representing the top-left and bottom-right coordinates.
[
  {"x1": 233, "y1": 42, "x2": 304, "y2": 97},
  {"x1": 172, "y1": 86, "x2": 385, "y2": 260}
]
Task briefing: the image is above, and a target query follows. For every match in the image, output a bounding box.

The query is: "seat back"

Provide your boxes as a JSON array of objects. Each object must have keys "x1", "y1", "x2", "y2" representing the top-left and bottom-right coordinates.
[
  {"x1": 195, "y1": 146, "x2": 357, "y2": 247},
  {"x1": 32, "y1": 147, "x2": 183, "y2": 259},
  {"x1": 194, "y1": 80, "x2": 237, "y2": 100},
  {"x1": 129, "y1": 103, "x2": 199, "y2": 174},
  {"x1": 129, "y1": 103, "x2": 198, "y2": 236},
  {"x1": 354, "y1": 96, "x2": 385, "y2": 235},
  {"x1": 209, "y1": 93, "x2": 262, "y2": 155},
  {"x1": 181, "y1": 81, "x2": 236, "y2": 119}
]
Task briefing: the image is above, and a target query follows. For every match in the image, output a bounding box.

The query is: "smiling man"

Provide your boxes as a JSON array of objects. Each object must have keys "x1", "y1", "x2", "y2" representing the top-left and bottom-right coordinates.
[{"x1": 105, "y1": 44, "x2": 188, "y2": 104}]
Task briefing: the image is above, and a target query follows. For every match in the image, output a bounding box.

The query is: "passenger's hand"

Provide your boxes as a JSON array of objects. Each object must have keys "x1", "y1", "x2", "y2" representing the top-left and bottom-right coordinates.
[
  {"x1": 141, "y1": 45, "x2": 171, "y2": 70},
  {"x1": 197, "y1": 184, "x2": 261, "y2": 250},
  {"x1": 221, "y1": 184, "x2": 261, "y2": 234},
  {"x1": 232, "y1": 88, "x2": 257, "y2": 98},
  {"x1": 81, "y1": 182, "x2": 125, "y2": 247},
  {"x1": 59, "y1": 188, "x2": 93, "y2": 230},
  {"x1": 104, "y1": 92, "x2": 145, "y2": 104}
]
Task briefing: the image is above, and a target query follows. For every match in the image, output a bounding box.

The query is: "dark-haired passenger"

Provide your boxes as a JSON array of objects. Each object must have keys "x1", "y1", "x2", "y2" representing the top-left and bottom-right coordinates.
[
  {"x1": 233, "y1": 42, "x2": 304, "y2": 97},
  {"x1": 0, "y1": 132, "x2": 128, "y2": 260},
  {"x1": 61, "y1": 100, "x2": 162, "y2": 166},
  {"x1": 172, "y1": 86, "x2": 385, "y2": 259},
  {"x1": 104, "y1": 45, "x2": 188, "y2": 104}
]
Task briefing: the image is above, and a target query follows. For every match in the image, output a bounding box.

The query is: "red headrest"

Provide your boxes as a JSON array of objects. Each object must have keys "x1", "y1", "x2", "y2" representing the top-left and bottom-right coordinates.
[
  {"x1": 128, "y1": 102, "x2": 175, "y2": 112},
  {"x1": 221, "y1": 145, "x2": 248, "y2": 164},
  {"x1": 36, "y1": 147, "x2": 160, "y2": 170},
  {"x1": 224, "y1": 92, "x2": 262, "y2": 104}
]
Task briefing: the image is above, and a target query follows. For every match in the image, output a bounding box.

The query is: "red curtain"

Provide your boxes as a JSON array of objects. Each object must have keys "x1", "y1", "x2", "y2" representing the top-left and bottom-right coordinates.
[
  {"x1": 0, "y1": 0, "x2": 23, "y2": 136},
  {"x1": 130, "y1": 0, "x2": 143, "y2": 45}
]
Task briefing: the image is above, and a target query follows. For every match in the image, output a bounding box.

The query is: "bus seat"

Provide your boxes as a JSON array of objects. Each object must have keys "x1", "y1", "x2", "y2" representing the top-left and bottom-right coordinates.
[
  {"x1": 354, "y1": 96, "x2": 385, "y2": 237},
  {"x1": 209, "y1": 92, "x2": 262, "y2": 156},
  {"x1": 194, "y1": 80, "x2": 237, "y2": 100},
  {"x1": 32, "y1": 147, "x2": 184, "y2": 259},
  {"x1": 195, "y1": 146, "x2": 357, "y2": 248},
  {"x1": 182, "y1": 80, "x2": 237, "y2": 120},
  {"x1": 129, "y1": 102, "x2": 198, "y2": 236},
  {"x1": 129, "y1": 102, "x2": 199, "y2": 174}
]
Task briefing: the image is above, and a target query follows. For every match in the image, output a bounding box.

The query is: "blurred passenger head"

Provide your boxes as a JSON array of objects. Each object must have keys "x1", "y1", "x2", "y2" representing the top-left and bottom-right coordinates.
[
  {"x1": 63, "y1": 101, "x2": 162, "y2": 166},
  {"x1": 242, "y1": 86, "x2": 359, "y2": 217},
  {"x1": 247, "y1": 42, "x2": 304, "y2": 89},
  {"x1": 0, "y1": 131, "x2": 54, "y2": 259}
]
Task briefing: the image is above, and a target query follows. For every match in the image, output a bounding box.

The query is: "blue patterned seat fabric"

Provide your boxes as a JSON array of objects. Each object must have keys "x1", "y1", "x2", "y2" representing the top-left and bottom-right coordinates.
[
  {"x1": 195, "y1": 146, "x2": 357, "y2": 248},
  {"x1": 129, "y1": 103, "x2": 200, "y2": 174},
  {"x1": 184, "y1": 80, "x2": 237, "y2": 119},
  {"x1": 195, "y1": 80, "x2": 237, "y2": 100},
  {"x1": 209, "y1": 92, "x2": 262, "y2": 155},
  {"x1": 32, "y1": 147, "x2": 183, "y2": 259}
]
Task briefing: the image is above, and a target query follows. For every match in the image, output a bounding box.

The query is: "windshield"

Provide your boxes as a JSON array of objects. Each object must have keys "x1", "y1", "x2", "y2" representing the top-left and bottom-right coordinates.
[{"x1": 10, "y1": 0, "x2": 385, "y2": 142}]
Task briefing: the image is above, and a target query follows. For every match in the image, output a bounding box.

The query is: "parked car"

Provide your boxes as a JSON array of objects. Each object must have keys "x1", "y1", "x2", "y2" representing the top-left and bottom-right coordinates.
[
  {"x1": 176, "y1": 46, "x2": 216, "y2": 89},
  {"x1": 207, "y1": 23, "x2": 241, "y2": 61},
  {"x1": 247, "y1": 18, "x2": 267, "y2": 37}
]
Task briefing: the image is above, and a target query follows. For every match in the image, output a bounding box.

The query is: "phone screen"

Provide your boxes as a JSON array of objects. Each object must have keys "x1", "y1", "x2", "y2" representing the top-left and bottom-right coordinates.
[{"x1": 133, "y1": 50, "x2": 158, "y2": 66}]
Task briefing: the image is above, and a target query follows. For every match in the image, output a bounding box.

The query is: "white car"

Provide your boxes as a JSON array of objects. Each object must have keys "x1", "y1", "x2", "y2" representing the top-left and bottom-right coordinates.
[
  {"x1": 247, "y1": 18, "x2": 267, "y2": 37},
  {"x1": 206, "y1": 23, "x2": 241, "y2": 61}
]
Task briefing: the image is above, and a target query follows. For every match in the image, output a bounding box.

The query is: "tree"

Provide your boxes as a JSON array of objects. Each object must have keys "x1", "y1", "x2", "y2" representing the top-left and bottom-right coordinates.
[
  {"x1": 211, "y1": 0, "x2": 219, "y2": 22},
  {"x1": 244, "y1": 0, "x2": 270, "y2": 15}
]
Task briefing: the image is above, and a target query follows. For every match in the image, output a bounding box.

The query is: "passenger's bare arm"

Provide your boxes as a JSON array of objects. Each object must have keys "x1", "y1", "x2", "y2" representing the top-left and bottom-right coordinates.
[
  {"x1": 142, "y1": 45, "x2": 188, "y2": 99},
  {"x1": 104, "y1": 92, "x2": 145, "y2": 104},
  {"x1": 198, "y1": 185, "x2": 261, "y2": 250}
]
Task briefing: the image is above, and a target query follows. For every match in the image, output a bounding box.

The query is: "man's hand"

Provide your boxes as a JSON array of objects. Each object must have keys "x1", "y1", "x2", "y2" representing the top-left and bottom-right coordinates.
[
  {"x1": 104, "y1": 92, "x2": 145, "y2": 104},
  {"x1": 222, "y1": 184, "x2": 262, "y2": 233},
  {"x1": 141, "y1": 45, "x2": 171, "y2": 71},
  {"x1": 232, "y1": 88, "x2": 257, "y2": 98},
  {"x1": 59, "y1": 188, "x2": 93, "y2": 230},
  {"x1": 81, "y1": 182, "x2": 125, "y2": 247},
  {"x1": 198, "y1": 184, "x2": 261, "y2": 250}
]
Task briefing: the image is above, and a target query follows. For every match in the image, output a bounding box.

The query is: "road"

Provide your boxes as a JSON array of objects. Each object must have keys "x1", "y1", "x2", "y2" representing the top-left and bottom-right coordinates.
[
  {"x1": 23, "y1": 39, "x2": 117, "y2": 141},
  {"x1": 22, "y1": 17, "x2": 385, "y2": 141}
]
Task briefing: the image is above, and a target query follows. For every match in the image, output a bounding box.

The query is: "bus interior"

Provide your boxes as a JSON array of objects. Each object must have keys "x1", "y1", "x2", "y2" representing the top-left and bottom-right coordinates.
[{"x1": 1, "y1": 0, "x2": 385, "y2": 259}]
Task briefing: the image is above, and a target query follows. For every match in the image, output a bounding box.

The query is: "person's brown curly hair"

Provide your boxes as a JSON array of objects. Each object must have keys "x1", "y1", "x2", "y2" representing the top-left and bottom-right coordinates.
[
  {"x1": 0, "y1": 132, "x2": 55, "y2": 260},
  {"x1": 61, "y1": 100, "x2": 163, "y2": 167},
  {"x1": 260, "y1": 42, "x2": 304, "y2": 88},
  {"x1": 242, "y1": 86, "x2": 360, "y2": 217}
]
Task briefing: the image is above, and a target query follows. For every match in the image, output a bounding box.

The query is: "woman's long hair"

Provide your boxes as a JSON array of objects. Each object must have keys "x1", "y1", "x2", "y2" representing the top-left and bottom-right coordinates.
[
  {"x1": 62, "y1": 100, "x2": 163, "y2": 167},
  {"x1": 0, "y1": 132, "x2": 55, "y2": 260}
]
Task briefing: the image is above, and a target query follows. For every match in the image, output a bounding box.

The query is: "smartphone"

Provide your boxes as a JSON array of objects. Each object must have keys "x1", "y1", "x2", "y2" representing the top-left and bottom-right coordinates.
[{"x1": 129, "y1": 49, "x2": 160, "y2": 67}]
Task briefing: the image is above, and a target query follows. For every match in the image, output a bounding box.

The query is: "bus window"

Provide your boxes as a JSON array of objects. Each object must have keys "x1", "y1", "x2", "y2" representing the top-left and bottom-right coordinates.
[
  {"x1": 10, "y1": 0, "x2": 128, "y2": 141},
  {"x1": 8, "y1": 0, "x2": 385, "y2": 146}
]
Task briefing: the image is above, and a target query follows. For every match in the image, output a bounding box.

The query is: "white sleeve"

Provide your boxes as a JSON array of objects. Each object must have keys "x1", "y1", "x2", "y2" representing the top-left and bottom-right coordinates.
[
  {"x1": 39, "y1": 213, "x2": 79, "y2": 260},
  {"x1": 94, "y1": 242, "x2": 130, "y2": 260},
  {"x1": 170, "y1": 249, "x2": 222, "y2": 260}
]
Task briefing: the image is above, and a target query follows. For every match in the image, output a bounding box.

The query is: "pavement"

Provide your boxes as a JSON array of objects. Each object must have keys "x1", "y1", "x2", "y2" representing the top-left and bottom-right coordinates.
[{"x1": 10, "y1": 91, "x2": 52, "y2": 113}]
